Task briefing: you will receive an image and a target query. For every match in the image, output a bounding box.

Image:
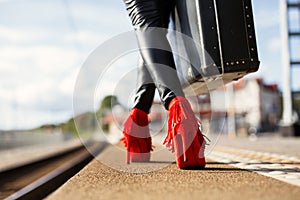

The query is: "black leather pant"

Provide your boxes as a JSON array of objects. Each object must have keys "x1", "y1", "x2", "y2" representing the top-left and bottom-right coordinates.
[{"x1": 123, "y1": 0, "x2": 185, "y2": 113}]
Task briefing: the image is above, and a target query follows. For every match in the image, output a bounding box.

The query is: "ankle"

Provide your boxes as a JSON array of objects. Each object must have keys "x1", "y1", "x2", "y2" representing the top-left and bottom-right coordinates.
[
  {"x1": 168, "y1": 96, "x2": 189, "y2": 110},
  {"x1": 130, "y1": 108, "x2": 149, "y2": 127}
]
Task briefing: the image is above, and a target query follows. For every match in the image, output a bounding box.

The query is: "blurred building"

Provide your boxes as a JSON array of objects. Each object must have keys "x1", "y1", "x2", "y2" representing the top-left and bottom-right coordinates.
[
  {"x1": 196, "y1": 78, "x2": 281, "y2": 134},
  {"x1": 101, "y1": 78, "x2": 281, "y2": 136}
]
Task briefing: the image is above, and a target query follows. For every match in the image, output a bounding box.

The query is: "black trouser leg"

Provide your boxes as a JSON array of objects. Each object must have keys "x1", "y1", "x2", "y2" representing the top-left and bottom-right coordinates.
[
  {"x1": 132, "y1": 57, "x2": 156, "y2": 113},
  {"x1": 124, "y1": 0, "x2": 185, "y2": 110}
]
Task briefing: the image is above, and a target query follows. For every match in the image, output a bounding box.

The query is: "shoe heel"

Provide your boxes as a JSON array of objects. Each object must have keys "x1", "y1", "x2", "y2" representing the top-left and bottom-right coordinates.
[
  {"x1": 181, "y1": 132, "x2": 189, "y2": 163},
  {"x1": 126, "y1": 143, "x2": 130, "y2": 164},
  {"x1": 126, "y1": 151, "x2": 130, "y2": 164},
  {"x1": 177, "y1": 130, "x2": 206, "y2": 169}
]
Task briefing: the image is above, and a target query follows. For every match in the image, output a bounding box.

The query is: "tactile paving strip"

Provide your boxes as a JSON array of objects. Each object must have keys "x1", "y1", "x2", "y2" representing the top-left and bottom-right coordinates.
[{"x1": 208, "y1": 147, "x2": 300, "y2": 187}]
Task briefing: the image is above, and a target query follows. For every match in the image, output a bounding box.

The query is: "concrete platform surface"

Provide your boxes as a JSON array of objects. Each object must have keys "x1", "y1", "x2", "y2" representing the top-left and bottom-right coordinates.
[{"x1": 47, "y1": 135, "x2": 300, "y2": 200}]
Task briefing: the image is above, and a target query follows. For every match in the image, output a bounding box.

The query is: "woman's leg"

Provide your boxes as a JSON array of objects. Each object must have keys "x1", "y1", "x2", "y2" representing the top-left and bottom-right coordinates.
[
  {"x1": 122, "y1": 0, "x2": 177, "y2": 163},
  {"x1": 124, "y1": 0, "x2": 184, "y2": 109},
  {"x1": 132, "y1": 57, "x2": 156, "y2": 114},
  {"x1": 122, "y1": 0, "x2": 178, "y2": 163},
  {"x1": 123, "y1": 0, "x2": 206, "y2": 168},
  {"x1": 121, "y1": 55, "x2": 155, "y2": 164}
]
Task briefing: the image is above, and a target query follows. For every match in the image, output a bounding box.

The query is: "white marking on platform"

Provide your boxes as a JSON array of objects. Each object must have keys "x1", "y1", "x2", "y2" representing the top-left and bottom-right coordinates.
[{"x1": 208, "y1": 148, "x2": 300, "y2": 187}]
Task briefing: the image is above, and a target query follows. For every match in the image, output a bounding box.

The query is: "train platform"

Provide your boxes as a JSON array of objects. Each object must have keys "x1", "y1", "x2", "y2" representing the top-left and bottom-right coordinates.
[
  {"x1": 0, "y1": 138, "x2": 83, "y2": 172},
  {"x1": 47, "y1": 134, "x2": 300, "y2": 200}
]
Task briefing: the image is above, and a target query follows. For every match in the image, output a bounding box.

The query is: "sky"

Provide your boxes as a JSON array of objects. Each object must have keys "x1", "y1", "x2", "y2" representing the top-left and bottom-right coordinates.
[{"x1": 0, "y1": 0, "x2": 299, "y2": 130}]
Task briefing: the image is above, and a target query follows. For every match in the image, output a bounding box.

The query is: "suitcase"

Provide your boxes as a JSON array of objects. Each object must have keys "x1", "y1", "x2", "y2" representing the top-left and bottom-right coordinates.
[{"x1": 171, "y1": 0, "x2": 260, "y2": 95}]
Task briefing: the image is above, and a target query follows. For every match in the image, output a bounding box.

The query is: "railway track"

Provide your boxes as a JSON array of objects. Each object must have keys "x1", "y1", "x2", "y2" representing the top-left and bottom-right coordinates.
[{"x1": 0, "y1": 140, "x2": 107, "y2": 200}]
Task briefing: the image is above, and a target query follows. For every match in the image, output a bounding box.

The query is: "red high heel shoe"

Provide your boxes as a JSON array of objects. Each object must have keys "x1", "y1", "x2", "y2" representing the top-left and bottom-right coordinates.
[
  {"x1": 163, "y1": 96, "x2": 206, "y2": 169},
  {"x1": 121, "y1": 108, "x2": 152, "y2": 163}
]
